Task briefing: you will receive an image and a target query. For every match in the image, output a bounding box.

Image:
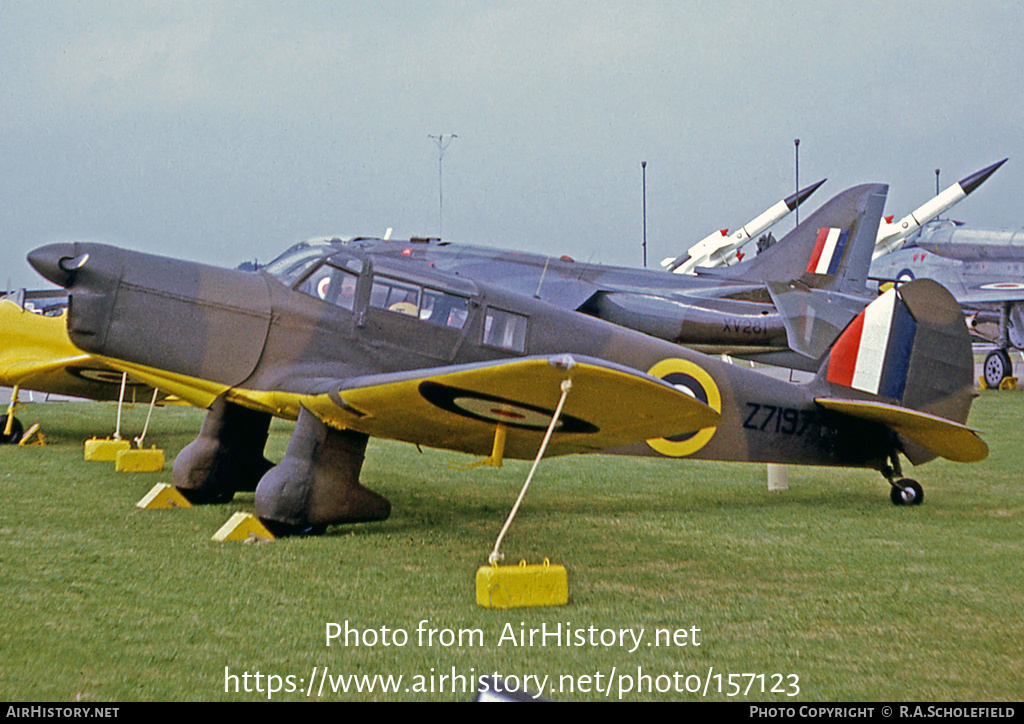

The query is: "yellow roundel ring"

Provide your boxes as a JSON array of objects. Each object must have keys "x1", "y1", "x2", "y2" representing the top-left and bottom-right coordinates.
[{"x1": 645, "y1": 358, "x2": 721, "y2": 457}]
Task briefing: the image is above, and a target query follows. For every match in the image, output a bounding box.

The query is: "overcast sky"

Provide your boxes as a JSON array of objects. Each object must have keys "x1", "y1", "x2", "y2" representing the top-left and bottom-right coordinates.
[{"x1": 3, "y1": 1, "x2": 1022, "y2": 289}]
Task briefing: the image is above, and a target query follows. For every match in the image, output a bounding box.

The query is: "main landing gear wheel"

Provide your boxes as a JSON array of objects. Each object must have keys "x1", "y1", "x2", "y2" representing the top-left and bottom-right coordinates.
[
  {"x1": 1, "y1": 417, "x2": 24, "y2": 445},
  {"x1": 889, "y1": 479, "x2": 924, "y2": 506},
  {"x1": 983, "y1": 349, "x2": 1013, "y2": 389}
]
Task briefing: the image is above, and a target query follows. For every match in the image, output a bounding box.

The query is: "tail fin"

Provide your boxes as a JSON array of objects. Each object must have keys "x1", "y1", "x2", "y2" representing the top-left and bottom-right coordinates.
[
  {"x1": 764, "y1": 281, "x2": 868, "y2": 362},
  {"x1": 704, "y1": 184, "x2": 887, "y2": 294},
  {"x1": 813, "y1": 278, "x2": 985, "y2": 464}
]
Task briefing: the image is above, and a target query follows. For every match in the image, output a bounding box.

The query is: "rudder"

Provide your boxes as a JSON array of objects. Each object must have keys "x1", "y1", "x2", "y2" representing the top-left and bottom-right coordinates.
[{"x1": 816, "y1": 278, "x2": 979, "y2": 463}]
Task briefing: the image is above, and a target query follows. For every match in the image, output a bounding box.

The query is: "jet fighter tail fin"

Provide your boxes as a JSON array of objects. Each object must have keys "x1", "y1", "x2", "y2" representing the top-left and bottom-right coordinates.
[
  {"x1": 813, "y1": 278, "x2": 984, "y2": 464},
  {"x1": 705, "y1": 184, "x2": 887, "y2": 295}
]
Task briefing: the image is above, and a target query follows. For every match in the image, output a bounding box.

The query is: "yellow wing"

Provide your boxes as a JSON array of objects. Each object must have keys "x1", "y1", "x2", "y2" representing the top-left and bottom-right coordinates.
[
  {"x1": 66, "y1": 350, "x2": 722, "y2": 461},
  {"x1": 303, "y1": 354, "x2": 721, "y2": 460},
  {"x1": 815, "y1": 397, "x2": 988, "y2": 463},
  {"x1": 0, "y1": 299, "x2": 164, "y2": 402}
]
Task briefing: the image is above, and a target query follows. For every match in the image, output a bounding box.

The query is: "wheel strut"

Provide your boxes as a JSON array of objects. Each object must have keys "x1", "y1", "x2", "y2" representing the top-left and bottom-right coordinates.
[
  {"x1": 881, "y1": 451, "x2": 904, "y2": 485},
  {"x1": 2, "y1": 385, "x2": 25, "y2": 445}
]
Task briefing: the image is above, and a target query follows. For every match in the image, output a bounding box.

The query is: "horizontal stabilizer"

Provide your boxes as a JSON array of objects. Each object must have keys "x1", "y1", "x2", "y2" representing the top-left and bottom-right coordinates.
[
  {"x1": 304, "y1": 355, "x2": 721, "y2": 459},
  {"x1": 815, "y1": 398, "x2": 987, "y2": 463}
]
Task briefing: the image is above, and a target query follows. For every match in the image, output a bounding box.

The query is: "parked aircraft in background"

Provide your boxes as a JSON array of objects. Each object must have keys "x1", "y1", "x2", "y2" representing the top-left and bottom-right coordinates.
[
  {"x1": 648, "y1": 158, "x2": 1012, "y2": 385},
  {"x1": 345, "y1": 184, "x2": 887, "y2": 372},
  {"x1": 872, "y1": 218, "x2": 1024, "y2": 388},
  {"x1": 0, "y1": 289, "x2": 166, "y2": 443}
]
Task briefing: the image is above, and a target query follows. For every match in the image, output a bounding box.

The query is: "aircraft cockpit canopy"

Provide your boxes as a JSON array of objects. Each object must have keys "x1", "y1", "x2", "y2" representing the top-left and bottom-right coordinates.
[
  {"x1": 262, "y1": 239, "x2": 340, "y2": 287},
  {"x1": 270, "y1": 240, "x2": 476, "y2": 332},
  {"x1": 279, "y1": 246, "x2": 366, "y2": 312}
]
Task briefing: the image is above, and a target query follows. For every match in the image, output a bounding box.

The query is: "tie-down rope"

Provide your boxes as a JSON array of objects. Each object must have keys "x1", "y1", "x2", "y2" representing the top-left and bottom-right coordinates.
[{"x1": 488, "y1": 378, "x2": 572, "y2": 565}]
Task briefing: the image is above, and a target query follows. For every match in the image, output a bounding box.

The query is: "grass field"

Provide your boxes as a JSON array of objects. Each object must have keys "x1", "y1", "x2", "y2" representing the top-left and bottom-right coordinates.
[{"x1": 0, "y1": 394, "x2": 1021, "y2": 702}]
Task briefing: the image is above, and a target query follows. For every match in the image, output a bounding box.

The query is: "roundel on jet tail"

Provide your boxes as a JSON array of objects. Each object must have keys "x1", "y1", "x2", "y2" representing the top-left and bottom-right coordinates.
[{"x1": 645, "y1": 358, "x2": 721, "y2": 457}]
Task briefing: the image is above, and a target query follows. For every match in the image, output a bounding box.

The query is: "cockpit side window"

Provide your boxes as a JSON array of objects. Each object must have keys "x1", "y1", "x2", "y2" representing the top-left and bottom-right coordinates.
[
  {"x1": 421, "y1": 289, "x2": 470, "y2": 329},
  {"x1": 483, "y1": 308, "x2": 528, "y2": 352},
  {"x1": 369, "y1": 275, "x2": 470, "y2": 329},
  {"x1": 296, "y1": 263, "x2": 359, "y2": 311},
  {"x1": 370, "y1": 277, "x2": 420, "y2": 316}
]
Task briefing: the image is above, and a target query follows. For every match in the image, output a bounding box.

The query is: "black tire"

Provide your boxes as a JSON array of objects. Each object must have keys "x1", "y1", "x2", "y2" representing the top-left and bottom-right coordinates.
[
  {"x1": 890, "y1": 484, "x2": 907, "y2": 506},
  {"x1": 983, "y1": 349, "x2": 1013, "y2": 389},
  {"x1": 259, "y1": 519, "x2": 327, "y2": 538},
  {"x1": 1, "y1": 417, "x2": 24, "y2": 445},
  {"x1": 889, "y1": 479, "x2": 924, "y2": 506}
]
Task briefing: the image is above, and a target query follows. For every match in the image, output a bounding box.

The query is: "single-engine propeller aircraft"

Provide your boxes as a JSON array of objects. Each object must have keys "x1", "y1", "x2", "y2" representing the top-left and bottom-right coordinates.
[
  {"x1": 1, "y1": 180, "x2": 877, "y2": 444},
  {"x1": 331, "y1": 183, "x2": 889, "y2": 372},
  {"x1": 29, "y1": 189, "x2": 986, "y2": 535}
]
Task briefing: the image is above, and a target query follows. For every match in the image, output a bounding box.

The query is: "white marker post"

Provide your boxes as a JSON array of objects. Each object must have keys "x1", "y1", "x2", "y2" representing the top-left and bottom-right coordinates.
[{"x1": 767, "y1": 463, "x2": 789, "y2": 491}]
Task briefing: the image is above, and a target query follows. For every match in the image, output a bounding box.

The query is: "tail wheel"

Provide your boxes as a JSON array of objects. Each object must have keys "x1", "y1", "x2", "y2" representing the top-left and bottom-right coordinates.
[
  {"x1": 889, "y1": 479, "x2": 924, "y2": 506},
  {"x1": 983, "y1": 349, "x2": 1013, "y2": 389},
  {"x1": 1, "y1": 417, "x2": 24, "y2": 445}
]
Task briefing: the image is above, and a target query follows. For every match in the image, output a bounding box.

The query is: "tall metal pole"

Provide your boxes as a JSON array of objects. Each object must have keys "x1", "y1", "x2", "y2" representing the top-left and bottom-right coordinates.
[
  {"x1": 935, "y1": 168, "x2": 940, "y2": 195},
  {"x1": 428, "y1": 134, "x2": 457, "y2": 238},
  {"x1": 794, "y1": 139, "x2": 800, "y2": 227},
  {"x1": 641, "y1": 161, "x2": 648, "y2": 267}
]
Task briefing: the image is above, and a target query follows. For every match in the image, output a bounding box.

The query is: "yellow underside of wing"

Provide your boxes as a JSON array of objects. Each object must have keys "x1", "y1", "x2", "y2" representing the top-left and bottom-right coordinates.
[
  {"x1": 305, "y1": 357, "x2": 720, "y2": 460},
  {"x1": 815, "y1": 398, "x2": 988, "y2": 463},
  {"x1": 89, "y1": 356, "x2": 280, "y2": 415},
  {"x1": 0, "y1": 302, "x2": 90, "y2": 385},
  {"x1": 79, "y1": 354, "x2": 720, "y2": 461}
]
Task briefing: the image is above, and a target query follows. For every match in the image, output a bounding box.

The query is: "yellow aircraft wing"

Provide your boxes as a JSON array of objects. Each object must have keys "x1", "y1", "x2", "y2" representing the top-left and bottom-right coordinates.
[
  {"x1": 0, "y1": 298, "x2": 170, "y2": 403},
  {"x1": 0, "y1": 301, "x2": 87, "y2": 383},
  {"x1": 815, "y1": 397, "x2": 988, "y2": 463},
  {"x1": 302, "y1": 354, "x2": 721, "y2": 460}
]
